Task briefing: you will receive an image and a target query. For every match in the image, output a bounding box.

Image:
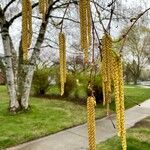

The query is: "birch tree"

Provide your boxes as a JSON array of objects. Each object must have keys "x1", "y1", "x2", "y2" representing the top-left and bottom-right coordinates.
[
  {"x1": 0, "y1": 0, "x2": 149, "y2": 112},
  {"x1": 0, "y1": 0, "x2": 57, "y2": 112}
]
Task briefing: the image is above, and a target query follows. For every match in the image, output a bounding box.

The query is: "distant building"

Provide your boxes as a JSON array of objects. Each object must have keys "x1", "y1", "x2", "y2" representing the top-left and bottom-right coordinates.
[{"x1": 0, "y1": 53, "x2": 5, "y2": 85}]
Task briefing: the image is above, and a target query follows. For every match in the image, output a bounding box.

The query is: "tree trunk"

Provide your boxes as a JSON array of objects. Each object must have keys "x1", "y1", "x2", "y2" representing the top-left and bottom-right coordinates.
[
  {"x1": 16, "y1": 0, "x2": 54, "y2": 109},
  {"x1": 1, "y1": 23, "x2": 19, "y2": 111},
  {"x1": 133, "y1": 76, "x2": 138, "y2": 85},
  {"x1": 20, "y1": 65, "x2": 35, "y2": 109},
  {"x1": 0, "y1": 1, "x2": 55, "y2": 112}
]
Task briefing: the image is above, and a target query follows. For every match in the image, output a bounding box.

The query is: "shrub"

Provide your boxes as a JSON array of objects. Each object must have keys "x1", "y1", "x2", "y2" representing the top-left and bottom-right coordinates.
[
  {"x1": 32, "y1": 68, "x2": 50, "y2": 95},
  {"x1": 74, "y1": 72, "x2": 89, "y2": 98},
  {"x1": 64, "y1": 74, "x2": 76, "y2": 97},
  {"x1": 92, "y1": 75, "x2": 103, "y2": 103}
]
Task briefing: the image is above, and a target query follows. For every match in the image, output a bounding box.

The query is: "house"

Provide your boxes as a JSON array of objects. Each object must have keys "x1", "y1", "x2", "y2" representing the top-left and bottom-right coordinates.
[{"x1": 0, "y1": 53, "x2": 5, "y2": 85}]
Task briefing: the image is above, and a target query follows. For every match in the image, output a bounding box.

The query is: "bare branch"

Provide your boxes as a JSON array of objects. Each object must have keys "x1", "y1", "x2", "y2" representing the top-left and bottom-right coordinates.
[
  {"x1": 8, "y1": 2, "x2": 38, "y2": 26},
  {"x1": 106, "y1": 0, "x2": 116, "y2": 33},
  {"x1": 107, "y1": 0, "x2": 117, "y2": 7},
  {"x1": 50, "y1": 15, "x2": 79, "y2": 23},
  {"x1": 60, "y1": 0, "x2": 71, "y2": 32},
  {"x1": 3, "y1": 0, "x2": 16, "y2": 13},
  {"x1": 92, "y1": 0, "x2": 107, "y2": 33},
  {"x1": 30, "y1": 0, "x2": 60, "y2": 65},
  {"x1": 118, "y1": 7, "x2": 150, "y2": 42}
]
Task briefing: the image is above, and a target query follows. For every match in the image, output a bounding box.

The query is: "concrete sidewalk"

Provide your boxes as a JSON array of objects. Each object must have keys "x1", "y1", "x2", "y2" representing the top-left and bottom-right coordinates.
[{"x1": 7, "y1": 99, "x2": 150, "y2": 150}]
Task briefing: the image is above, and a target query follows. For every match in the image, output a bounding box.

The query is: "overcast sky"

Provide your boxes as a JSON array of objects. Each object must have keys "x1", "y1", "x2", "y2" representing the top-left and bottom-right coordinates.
[{"x1": 0, "y1": 0, "x2": 150, "y2": 54}]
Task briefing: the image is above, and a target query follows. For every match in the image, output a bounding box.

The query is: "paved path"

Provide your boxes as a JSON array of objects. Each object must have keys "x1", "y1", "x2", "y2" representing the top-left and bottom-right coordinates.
[{"x1": 7, "y1": 99, "x2": 150, "y2": 150}]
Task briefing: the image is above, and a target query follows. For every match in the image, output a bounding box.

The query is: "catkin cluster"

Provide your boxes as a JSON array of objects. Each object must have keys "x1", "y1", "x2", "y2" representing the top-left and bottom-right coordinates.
[
  {"x1": 22, "y1": 0, "x2": 32, "y2": 60},
  {"x1": 112, "y1": 54, "x2": 127, "y2": 150},
  {"x1": 79, "y1": 0, "x2": 91, "y2": 63},
  {"x1": 101, "y1": 33, "x2": 112, "y2": 109},
  {"x1": 87, "y1": 96, "x2": 96, "y2": 150},
  {"x1": 39, "y1": 0, "x2": 48, "y2": 17},
  {"x1": 59, "y1": 32, "x2": 66, "y2": 96},
  {"x1": 101, "y1": 33, "x2": 127, "y2": 150}
]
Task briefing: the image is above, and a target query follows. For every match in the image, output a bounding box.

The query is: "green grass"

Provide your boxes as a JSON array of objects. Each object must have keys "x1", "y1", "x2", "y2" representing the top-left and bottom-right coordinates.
[
  {"x1": 0, "y1": 85, "x2": 150, "y2": 149},
  {"x1": 0, "y1": 86, "x2": 105, "y2": 149},
  {"x1": 110, "y1": 85, "x2": 150, "y2": 111},
  {"x1": 97, "y1": 117, "x2": 150, "y2": 150},
  {"x1": 124, "y1": 85, "x2": 150, "y2": 108}
]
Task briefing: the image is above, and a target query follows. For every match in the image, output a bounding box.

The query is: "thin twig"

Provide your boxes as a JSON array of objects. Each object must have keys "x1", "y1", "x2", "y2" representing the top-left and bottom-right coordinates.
[
  {"x1": 108, "y1": 115, "x2": 116, "y2": 129},
  {"x1": 107, "y1": 0, "x2": 117, "y2": 7},
  {"x1": 93, "y1": 0, "x2": 107, "y2": 33},
  {"x1": 125, "y1": 95, "x2": 141, "y2": 107},
  {"x1": 106, "y1": 0, "x2": 116, "y2": 33},
  {"x1": 119, "y1": 37, "x2": 126, "y2": 55},
  {"x1": 60, "y1": 0, "x2": 71, "y2": 32},
  {"x1": 92, "y1": 21, "x2": 95, "y2": 63},
  {"x1": 117, "y1": 7, "x2": 150, "y2": 42},
  {"x1": 90, "y1": 6, "x2": 102, "y2": 61},
  {"x1": 8, "y1": 2, "x2": 39, "y2": 26}
]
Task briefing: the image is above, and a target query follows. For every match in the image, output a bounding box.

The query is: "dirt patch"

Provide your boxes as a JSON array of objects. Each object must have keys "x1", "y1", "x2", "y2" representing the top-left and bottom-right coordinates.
[{"x1": 132, "y1": 117, "x2": 150, "y2": 128}]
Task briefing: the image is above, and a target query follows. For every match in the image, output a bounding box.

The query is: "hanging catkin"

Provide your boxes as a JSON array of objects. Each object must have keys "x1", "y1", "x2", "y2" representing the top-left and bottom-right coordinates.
[
  {"x1": 101, "y1": 32, "x2": 127, "y2": 149},
  {"x1": 101, "y1": 33, "x2": 112, "y2": 110},
  {"x1": 63, "y1": 33, "x2": 66, "y2": 83},
  {"x1": 87, "y1": 0, "x2": 91, "y2": 46},
  {"x1": 79, "y1": 0, "x2": 89, "y2": 63},
  {"x1": 39, "y1": 0, "x2": 48, "y2": 17},
  {"x1": 112, "y1": 55, "x2": 121, "y2": 137},
  {"x1": 87, "y1": 96, "x2": 96, "y2": 150},
  {"x1": 59, "y1": 32, "x2": 66, "y2": 96},
  {"x1": 22, "y1": 0, "x2": 32, "y2": 60},
  {"x1": 118, "y1": 56, "x2": 127, "y2": 150},
  {"x1": 112, "y1": 52, "x2": 127, "y2": 150}
]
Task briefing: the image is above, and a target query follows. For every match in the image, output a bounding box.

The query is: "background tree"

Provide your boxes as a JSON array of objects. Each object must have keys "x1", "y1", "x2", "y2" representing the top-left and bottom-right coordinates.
[{"x1": 121, "y1": 25, "x2": 150, "y2": 84}]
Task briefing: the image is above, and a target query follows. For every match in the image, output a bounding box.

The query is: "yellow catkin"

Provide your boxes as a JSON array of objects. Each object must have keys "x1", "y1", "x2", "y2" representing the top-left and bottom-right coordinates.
[
  {"x1": 118, "y1": 57, "x2": 127, "y2": 150},
  {"x1": 87, "y1": 0, "x2": 91, "y2": 46},
  {"x1": 27, "y1": 0, "x2": 32, "y2": 46},
  {"x1": 22, "y1": 0, "x2": 32, "y2": 60},
  {"x1": 79, "y1": 0, "x2": 88, "y2": 63},
  {"x1": 112, "y1": 56, "x2": 121, "y2": 137},
  {"x1": 39, "y1": 0, "x2": 48, "y2": 17},
  {"x1": 59, "y1": 32, "x2": 66, "y2": 96},
  {"x1": 101, "y1": 33, "x2": 112, "y2": 108},
  {"x1": 63, "y1": 33, "x2": 66, "y2": 83},
  {"x1": 112, "y1": 53, "x2": 127, "y2": 150},
  {"x1": 87, "y1": 96, "x2": 96, "y2": 150}
]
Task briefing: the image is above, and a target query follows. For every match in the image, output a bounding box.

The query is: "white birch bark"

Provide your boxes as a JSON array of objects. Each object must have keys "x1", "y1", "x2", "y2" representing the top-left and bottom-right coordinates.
[
  {"x1": 10, "y1": 37, "x2": 18, "y2": 93},
  {"x1": 21, "y1": 65, "x2": 35, "y2": 109},
  {"x1": 0, "y1": 7, "x2": 18, "y2": 110},
  {"x1": 1, "y1": 29, "x2": 19, "y2": 109},
  {"x1": 0, "y1": 1, "x2": 54, "y2": 111}
]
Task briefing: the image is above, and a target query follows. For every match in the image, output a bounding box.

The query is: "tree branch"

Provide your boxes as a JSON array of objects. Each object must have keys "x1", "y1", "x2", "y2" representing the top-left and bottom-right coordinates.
[
  {"x1": 92, "y1": 0, "x2": 107, "y2": 33},
  {"x1": 8, "y1": 2, "x2": 39, "y2": 26},
  {"x1": 118, "y1": 7, "x2": 150, "y2": 42},
  {"x1": 3, "y1": 0, "x2": 16, "y2": 13},
  {"x1": 106, "y1": 0, "x2": 116, "y2": 33},
  {"x1": 60, "y1": 0, "x2": 71, "y2": 32},
  {"x1": 30, "y1": 0, "x2": 60, "y2": 65}
]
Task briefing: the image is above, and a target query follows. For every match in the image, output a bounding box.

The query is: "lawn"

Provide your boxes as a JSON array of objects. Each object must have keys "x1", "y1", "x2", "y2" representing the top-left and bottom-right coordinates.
[
  {"x1": 0, "y1": 86, "x2": 106, "y2": 149},
  {"x1": 110, "y1": 85, "x2": 150, "y2": 111},
  {"x1": 0, "y1": 85, "x2": 150, "y2": 149},
  {"x1": 97, "y1": 117, "x2": 150, "y2": 150}
]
